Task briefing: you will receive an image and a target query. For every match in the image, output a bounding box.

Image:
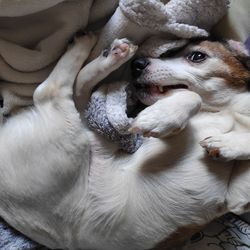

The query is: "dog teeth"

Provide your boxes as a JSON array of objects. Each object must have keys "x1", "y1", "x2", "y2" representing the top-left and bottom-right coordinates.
[{"x1": 158, "y1": 86, "x2": 164, "y2": 93}]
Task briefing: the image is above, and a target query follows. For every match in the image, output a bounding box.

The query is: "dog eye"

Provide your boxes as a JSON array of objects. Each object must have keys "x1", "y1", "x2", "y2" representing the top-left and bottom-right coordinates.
[{"x1": 187, "y1": 51, "x2": 207, "y2": 63}]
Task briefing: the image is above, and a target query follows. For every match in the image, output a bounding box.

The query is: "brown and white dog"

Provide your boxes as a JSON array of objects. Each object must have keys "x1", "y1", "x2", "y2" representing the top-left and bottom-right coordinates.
[
  {"x1": 130, "y1": 38, "x2": 250, "y2": 158},
  {"x1": 0, "y1": 34, "x2": 250, "y2": 250}
]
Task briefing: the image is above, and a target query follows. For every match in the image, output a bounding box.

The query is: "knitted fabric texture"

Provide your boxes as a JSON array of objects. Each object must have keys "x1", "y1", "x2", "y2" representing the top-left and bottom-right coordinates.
[{"x1": 86, "y1": 82, "x2": 143, "y2": 153}]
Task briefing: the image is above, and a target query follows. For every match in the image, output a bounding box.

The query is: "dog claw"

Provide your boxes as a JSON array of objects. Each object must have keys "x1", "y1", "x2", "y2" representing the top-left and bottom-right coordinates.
[
  {"x1": 129, "y1": 126, "x2": 161, "y2": 138},
  {"x1": 128, "y1": 127, "x2": 142, "y2": 135}
]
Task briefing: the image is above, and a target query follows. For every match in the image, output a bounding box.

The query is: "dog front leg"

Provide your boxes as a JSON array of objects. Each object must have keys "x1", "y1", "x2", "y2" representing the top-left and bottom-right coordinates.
[
  {"x1": 130, "y1": 90, "x2": 201, "y2": 138},
  {"x1": 200, "y1": 132, "x2": 250, "y2": 161},
  {"x1": 74, "y1": 39, "x2": 137, "y2": 111}
]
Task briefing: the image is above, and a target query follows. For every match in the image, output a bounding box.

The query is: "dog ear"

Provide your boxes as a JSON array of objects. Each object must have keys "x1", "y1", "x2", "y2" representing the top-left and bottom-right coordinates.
[
  {"x1": 226, "y1": 40, "x2": 250, "y2": 72},
  {"x1": 227, "y1": 40, "x2": 249, "y2": 57},
  {"x1": 225, "y1": 40, "x2": 250, "y2": 90}
]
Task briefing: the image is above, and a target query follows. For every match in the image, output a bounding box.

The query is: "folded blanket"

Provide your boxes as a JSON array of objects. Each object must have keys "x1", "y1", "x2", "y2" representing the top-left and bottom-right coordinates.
[
  {"x1": 0, "y1": 0, "x2": 92, "y2": 116},
  {"x1": 0, "y1": 0, "x2": 65, "y2": 17}
]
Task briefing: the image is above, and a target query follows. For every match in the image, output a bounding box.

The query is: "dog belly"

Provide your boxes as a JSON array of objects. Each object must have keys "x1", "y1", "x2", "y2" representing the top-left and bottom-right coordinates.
[
  {"x1": 78, "y1": 159, "x2": 232, "y2": 250},
  {"x1": 76, "y1": 123, "x2": 234, "y2": 250},
  {"x1": 63, "y1": 112, "x2": 237, "y2": 250}
]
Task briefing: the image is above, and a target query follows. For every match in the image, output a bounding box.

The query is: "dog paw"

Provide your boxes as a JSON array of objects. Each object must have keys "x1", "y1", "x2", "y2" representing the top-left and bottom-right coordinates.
[
  {"x1": 129, "y1": 105, "x2": 185, "y2": 138},
  {"x1": 129, "y1": 90, "x2": 200, "y2": 138},
  {"x1": 200, "y1": 134, "x2": 242, "y2": 161},
  {"x1": 103, "y1": 38, "x2": 138, "y2": 66}
]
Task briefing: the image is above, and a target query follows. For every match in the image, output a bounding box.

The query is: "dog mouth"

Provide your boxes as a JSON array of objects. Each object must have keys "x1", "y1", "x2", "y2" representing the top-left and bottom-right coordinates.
[
  {"x1": 135, "y1": 83, "x2": 188, "y2": 94},
  {"x1": 134, "y1": 82, "x2": 188, "y2": 105}
]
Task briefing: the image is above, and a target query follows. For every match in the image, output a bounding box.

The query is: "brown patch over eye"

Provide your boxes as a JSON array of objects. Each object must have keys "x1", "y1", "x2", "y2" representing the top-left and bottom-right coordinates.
[{"x1": 201, "y1": 41, "x2": 250, "y2": 89}]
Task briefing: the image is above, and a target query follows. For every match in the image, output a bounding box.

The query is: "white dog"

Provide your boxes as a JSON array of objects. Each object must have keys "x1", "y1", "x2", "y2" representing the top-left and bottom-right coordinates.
[{"x1": 0, "y1": 33, "x2": 250, "y2": 250}]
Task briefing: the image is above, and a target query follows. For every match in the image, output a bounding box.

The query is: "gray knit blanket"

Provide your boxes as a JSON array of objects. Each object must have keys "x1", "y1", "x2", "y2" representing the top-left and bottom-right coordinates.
[
  {"x1": 86, "y1": 81, "x2": 144, "y2": 153},
  {"x1": 0, "y1": 218, "x2": 43, "y2": 250}
]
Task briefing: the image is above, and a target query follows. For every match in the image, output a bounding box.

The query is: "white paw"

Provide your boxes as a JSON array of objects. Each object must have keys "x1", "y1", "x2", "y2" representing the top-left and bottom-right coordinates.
[
  {"x1": 129, "y1": 90, "x2": 200, "y2": 138},
  {"x1": 200, "y1": 133, "x2": 243, "y2": 161},
  {"x1": 129, "y1": 104, "x2": 186, "y2": 138},
  {"x1": 103, "y1": 38, "x2": 138, "y2": 66}
]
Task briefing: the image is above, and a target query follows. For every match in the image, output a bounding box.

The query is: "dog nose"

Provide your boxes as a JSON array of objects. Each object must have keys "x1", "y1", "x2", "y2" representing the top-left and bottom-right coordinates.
[{"x1": 131, "y1": 58, "x2": 149, "y2": 78}]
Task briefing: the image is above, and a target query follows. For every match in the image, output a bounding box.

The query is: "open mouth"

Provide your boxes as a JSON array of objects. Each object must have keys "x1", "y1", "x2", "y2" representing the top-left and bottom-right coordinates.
[
  {"x1": 134, "y1": 83, "x2": 188, "y2": 95},
  {"x1": 134, "y1": 82, "x2": 189, "y2": 105}
]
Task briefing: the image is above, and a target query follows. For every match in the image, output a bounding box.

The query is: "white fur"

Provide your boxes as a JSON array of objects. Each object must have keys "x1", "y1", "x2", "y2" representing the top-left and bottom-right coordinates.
[{"x1": 0, "y1": 37, "x2": 249, "y2": 250}]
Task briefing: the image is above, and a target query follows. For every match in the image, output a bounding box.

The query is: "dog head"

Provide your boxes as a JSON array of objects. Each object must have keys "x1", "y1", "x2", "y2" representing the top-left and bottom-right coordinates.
[{"x1": 131, "y1": 39, "x2": 250, "y2": 110}]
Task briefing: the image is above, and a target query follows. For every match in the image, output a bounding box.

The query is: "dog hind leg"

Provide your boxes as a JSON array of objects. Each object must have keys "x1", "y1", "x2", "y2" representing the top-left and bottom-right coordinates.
[
  {"x1": 200, "y1": 132, "x2": 250, "y2": 161},
  {"x1": 33, "y1": 33, "x2": 97, "y2": 105}
]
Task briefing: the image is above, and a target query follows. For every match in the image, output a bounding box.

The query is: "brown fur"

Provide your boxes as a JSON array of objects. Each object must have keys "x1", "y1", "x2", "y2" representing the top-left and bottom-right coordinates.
[{"x1": 201, "y1": 41, "x2": 250, "y2": 88}]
